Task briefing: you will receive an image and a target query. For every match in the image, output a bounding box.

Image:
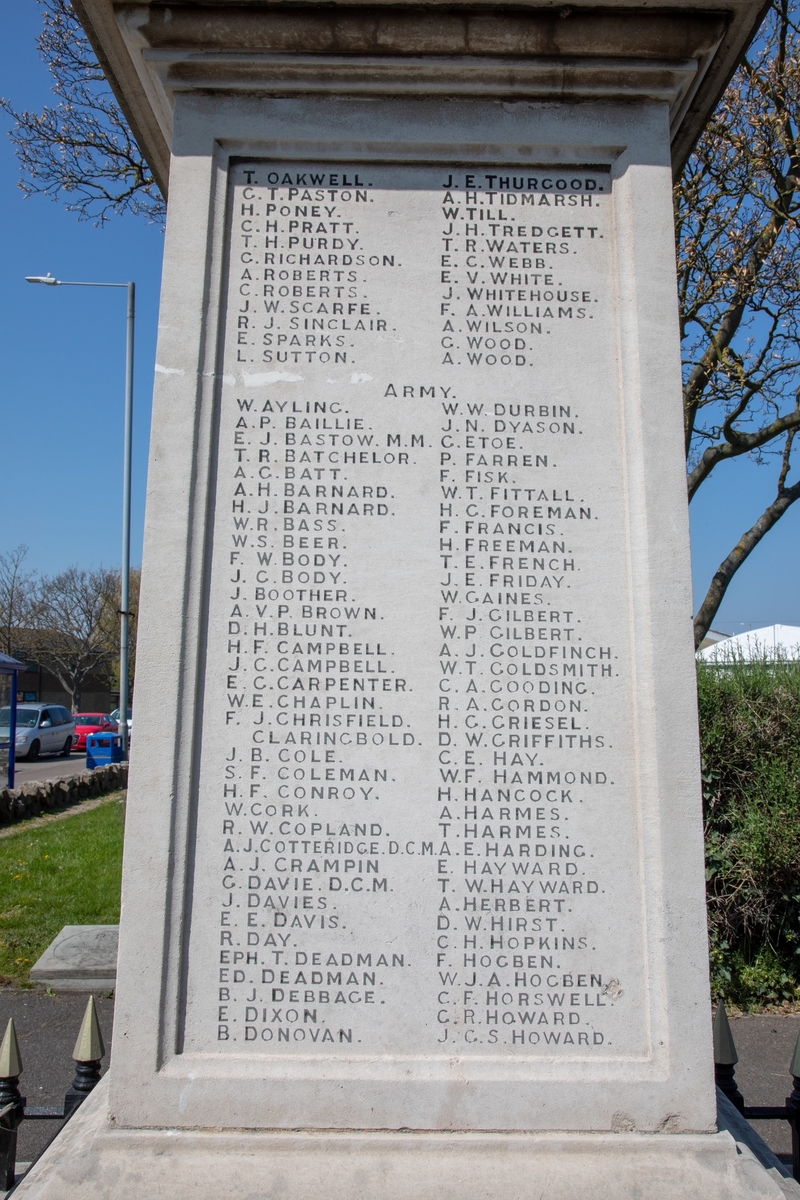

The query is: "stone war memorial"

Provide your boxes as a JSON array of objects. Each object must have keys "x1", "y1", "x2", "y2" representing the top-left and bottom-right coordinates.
[{"x1": 16, "y1": 1, "x2": 789, "y2": 1197}]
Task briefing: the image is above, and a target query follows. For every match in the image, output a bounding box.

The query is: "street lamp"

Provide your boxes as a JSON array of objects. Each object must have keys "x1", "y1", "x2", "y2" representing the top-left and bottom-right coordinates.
[{"x1": 26, "y1": 273, "x2": 135, "y2": 757}]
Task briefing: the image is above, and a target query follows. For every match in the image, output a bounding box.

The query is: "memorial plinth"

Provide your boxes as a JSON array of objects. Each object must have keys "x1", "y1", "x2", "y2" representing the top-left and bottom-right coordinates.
[
  {"x1": 30, "y1": 925, "x2": 118, "y2": 991},
  {"x1": 16, "y1": 1, "x2": 781, "y2": 1196}
]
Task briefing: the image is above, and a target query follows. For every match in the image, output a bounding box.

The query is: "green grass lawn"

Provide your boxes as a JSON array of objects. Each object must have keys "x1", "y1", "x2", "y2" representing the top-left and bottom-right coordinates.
[{"x1": 0, "y1": 796, "x2": 125, "y2": 985}]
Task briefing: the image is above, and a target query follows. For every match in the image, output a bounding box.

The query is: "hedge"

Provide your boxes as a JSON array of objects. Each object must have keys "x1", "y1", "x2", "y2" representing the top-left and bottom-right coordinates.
[{"x1": 699, "y1": 656, "x2": 800, "y2": 1008}]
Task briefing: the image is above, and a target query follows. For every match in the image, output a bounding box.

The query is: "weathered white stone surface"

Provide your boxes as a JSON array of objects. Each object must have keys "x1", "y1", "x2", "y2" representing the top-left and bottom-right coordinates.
[
  {"x1": 106, "y1": 93, "x2": 715, "y2": 1137},
  {"x1": 717, "y1": 1091, "x2": 800, "y2": 1199},
  {"x1": 9, "y1": 1077, "x2": 789, "y2": 1200}
]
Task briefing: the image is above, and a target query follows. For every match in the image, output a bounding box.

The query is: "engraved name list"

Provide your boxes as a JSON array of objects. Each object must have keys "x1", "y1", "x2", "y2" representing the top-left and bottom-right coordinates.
[{"x1": 181, "y1": 161, "x2": 647, "y2": 1067}]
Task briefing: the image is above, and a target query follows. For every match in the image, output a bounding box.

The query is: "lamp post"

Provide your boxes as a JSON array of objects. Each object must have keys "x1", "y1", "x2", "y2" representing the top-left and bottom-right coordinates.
[{"x1": 25, "y1": 274, "x2": 134, "y2": 758}]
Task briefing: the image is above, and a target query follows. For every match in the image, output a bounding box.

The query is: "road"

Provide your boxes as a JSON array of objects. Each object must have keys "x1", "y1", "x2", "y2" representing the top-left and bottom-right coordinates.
[{"x1": 7, "y1": 754, "x2": 90, "y2": 788}]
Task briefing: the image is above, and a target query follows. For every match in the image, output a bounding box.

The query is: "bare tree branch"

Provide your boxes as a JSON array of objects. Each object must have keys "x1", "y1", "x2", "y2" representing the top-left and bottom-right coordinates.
[
  {"x1": 6, "y1": 0, "x2": 800, "y2": 648},
  {"x1": 677, "y1": 0, "x2": 800, "y2": 639},
  {"x1": 0, "y1": 0, "x2": 164, "y2": 224},
  {"x1": 0, "y1": 546, "x2": 38, "y2": 659},
  {"x1": 30, "y1": 565, "x2": 119, "y2": 710},
  {"x1": 693, "y1": 433, "x2": 800, "y2": 646},
  {"x1": 687, "y1": 405, "x2": 800, "y2": 499}
]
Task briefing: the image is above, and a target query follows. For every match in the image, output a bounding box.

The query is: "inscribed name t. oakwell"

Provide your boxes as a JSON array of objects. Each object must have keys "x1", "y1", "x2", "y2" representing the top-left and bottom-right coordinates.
[{"x1": 182, "y1": 161, "x2": 640, "y2": 1062}]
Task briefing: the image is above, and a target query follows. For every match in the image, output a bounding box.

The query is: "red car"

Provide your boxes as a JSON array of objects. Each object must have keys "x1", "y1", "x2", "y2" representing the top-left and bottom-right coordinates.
[{"x1": 72, "y1": 713, "x2": 119, "y2": 752}]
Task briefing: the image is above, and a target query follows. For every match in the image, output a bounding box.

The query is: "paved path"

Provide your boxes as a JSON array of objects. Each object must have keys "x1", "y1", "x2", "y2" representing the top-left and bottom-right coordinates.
[{"x1": 730, "y1": 1013, "x2": 800, "y2": 1163}]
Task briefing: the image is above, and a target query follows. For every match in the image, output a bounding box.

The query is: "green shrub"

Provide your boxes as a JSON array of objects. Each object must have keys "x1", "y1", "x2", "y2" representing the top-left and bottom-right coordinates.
[{"x1": 699, "y1": 655, "x2": 800, "y2": 1008}]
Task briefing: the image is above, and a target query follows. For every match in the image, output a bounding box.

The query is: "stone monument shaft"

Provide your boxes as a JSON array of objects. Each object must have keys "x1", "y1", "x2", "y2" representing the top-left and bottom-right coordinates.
[
  {"x1": 16, "y1": 3, "x2": 784, "y2": 1197},
  {"x1": 129, "y1": 125, "x2": 703, "y2": 1131}
]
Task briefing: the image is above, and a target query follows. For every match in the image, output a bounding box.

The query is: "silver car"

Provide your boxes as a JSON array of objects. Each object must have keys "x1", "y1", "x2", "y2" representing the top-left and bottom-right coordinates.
[{"x1": 0, "y1": 704, "x2": 76, "y2": 761}]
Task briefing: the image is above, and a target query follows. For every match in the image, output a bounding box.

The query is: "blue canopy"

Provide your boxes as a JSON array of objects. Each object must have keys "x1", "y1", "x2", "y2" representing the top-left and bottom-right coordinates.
[{"x1": 0, "y1": 653, "x2": 27, "y2": 676}]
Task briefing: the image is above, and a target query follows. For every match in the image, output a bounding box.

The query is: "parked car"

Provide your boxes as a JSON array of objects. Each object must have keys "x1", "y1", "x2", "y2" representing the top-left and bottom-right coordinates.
[
  {"x1": 109, "y1": 708, "x2": 132, "y2": 739},
  {"x1": 0, "y1": 704, "x2": 76, "y2": 761},
  {"x1": 72, "y1": 713, "x2": 119, "y2": 752}
]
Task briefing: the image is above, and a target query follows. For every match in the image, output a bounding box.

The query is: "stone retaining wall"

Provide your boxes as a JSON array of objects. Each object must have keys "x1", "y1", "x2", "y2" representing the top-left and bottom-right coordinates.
[{"x1": 0, "y1": 764, "x2": 128, "y2": 825}]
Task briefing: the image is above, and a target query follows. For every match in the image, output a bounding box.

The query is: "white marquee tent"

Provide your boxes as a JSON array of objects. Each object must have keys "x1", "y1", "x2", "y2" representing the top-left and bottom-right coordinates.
[{"x1": 697, "y1": 624, "x2": 800, "y2": 662}]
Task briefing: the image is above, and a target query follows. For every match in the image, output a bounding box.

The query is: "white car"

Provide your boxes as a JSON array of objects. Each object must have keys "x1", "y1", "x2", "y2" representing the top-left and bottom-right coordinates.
[
  {"x1": 109, "y1": 708, "x2": 132, "y2": 738},
  {"x1": 0, "y1": 704, "x2": 76, "y2": 761}
]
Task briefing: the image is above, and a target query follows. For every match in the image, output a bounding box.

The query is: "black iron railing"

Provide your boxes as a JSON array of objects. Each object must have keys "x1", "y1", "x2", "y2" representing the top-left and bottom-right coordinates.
[
  {"x1": 713, "y1": 1000, "x2": 800, "y2": 1181},
  {"x1": 0, "y1": 995, "x2": 795, "y2": 1190},
  {"x1": 0, "y1": 995, "x2": 105, "y2": 1192}
]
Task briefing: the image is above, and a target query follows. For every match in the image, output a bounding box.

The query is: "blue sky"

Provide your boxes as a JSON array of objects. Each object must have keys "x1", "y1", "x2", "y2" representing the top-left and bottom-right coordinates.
[
  {"x1": 0, "y1": 4, "x2": 163, "y2": 583},
  {"x1": 1, "y1": 2, "x2": 798, "y2": 633}
]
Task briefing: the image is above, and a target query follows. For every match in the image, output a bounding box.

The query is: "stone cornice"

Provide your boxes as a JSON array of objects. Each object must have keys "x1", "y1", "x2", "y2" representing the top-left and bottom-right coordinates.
[{"x1": 73, "y1": 0, "x2": 768, "y2": 194}]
